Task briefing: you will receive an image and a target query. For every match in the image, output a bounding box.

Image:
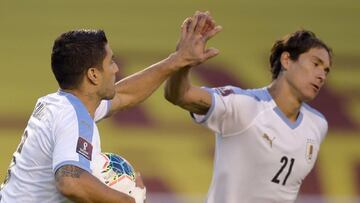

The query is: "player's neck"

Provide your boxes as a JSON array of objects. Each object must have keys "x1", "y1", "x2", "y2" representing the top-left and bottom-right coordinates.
[
  {"x1": 61, "y1": 88, "x2": 101, "y2": 119},
  {"x1": 268, "y1": 80, "x2": 302, "y2": 122}
]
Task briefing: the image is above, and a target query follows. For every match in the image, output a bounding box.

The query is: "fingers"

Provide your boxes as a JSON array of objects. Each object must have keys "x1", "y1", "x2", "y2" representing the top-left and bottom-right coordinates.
[
  {"x1": 135, "y1": 172, "x2": 145, "y2": 189},
  {"x1": 191, "y1": 11, "x2": 220, "y2": 40},
  {"x1": 204, "y1": 47, "x2": 220, "y2": 61},
  {"x1": 178, "y1": 17, "x2": 192, "y2": 51},
  {"x1": 203, "y1": 25, "x2": 223, "y2": 41},
  {"x1": 175, "y1": 11, "x2": 221, "y2": 67},
  {"x1": 188, "y1": 11, "x2": 200, "y2": 35},
  {"x1": 194, "y1": 13, "x2": 208, "y2": 35},
  {"x1": 186, "y1": 11, "x2": 212, "y2": 35},
  {"x1": 201, "y1": 12, "x2": 215, "y2": 35},
  {"x1": 181, "y1": 17, "x2": 192, "y2": 38}
]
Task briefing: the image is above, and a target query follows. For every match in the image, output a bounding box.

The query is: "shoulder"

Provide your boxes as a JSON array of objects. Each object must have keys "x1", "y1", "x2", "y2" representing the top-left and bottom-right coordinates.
[
  {"x1": 203, "y1": 86, "x2": 274, "y2": 117},
  {"x1": 210, "y1": 86, "x2": 272, "y2": 102},
  {"x1": 37, "y1": 92, "x2": 78, "y2": 123},
  {"x1": 302, "y1": 103, "x2": 328, "y2": 140},
  {"x1": 302, "y1": 103, "x2": 327, "y2": 123},
  {"x1": 209, "y1": 86, "x2": 273, "y2": 114},
  {"x1": 198, "y1": 86, "x2": 273, "y2": 136},
  {"x1": 41, "y1": 92, "x2": 75, "y2": 111}
]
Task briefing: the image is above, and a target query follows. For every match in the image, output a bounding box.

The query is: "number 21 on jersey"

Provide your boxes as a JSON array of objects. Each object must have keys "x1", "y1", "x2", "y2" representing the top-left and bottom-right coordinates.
[{"x1": 271, "y1": 156, "x2": 295, "y2": 186}]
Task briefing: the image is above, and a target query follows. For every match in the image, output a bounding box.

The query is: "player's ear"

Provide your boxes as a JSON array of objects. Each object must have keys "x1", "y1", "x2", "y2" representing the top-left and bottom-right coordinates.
[
  {"x1": 87, "y1": 67, "x2": 101, "y2": 85},
  {"x1": 280, "y1": 52, "x2": 291, "y2": 71}
]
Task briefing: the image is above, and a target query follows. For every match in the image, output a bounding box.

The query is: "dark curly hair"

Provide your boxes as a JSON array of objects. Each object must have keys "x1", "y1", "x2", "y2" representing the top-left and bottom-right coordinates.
[{"x1": 51, "y1": 29, "x2": 108, "y2": 89}]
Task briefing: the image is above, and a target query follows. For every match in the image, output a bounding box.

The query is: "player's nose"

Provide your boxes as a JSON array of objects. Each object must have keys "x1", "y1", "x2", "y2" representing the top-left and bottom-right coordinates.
[
  {"x1": 315, "y1": 68, "x2": 326, "y2": 85},
  {"x1": 114, "y1": 63, "x2": 119, "y2": 73}
]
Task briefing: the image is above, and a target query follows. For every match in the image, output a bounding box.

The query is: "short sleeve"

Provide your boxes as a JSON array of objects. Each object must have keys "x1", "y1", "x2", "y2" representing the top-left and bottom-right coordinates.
[
  {"x1": 320, "y1": 120, "x2": 328, "y2": 143},
  {"x1": 191, "y1": 86, "x2": 264, "y2": 137},
  {"x1": 52, "y1": 108, "x2": 95, "y2": 174},
  {"x1": 302, "y1": 103, "x2": 329, "y2": 143},
  {"x1": 317, "y1": 114, "x2": 328, "y2": 143},
  {"x1": 94, "y1": 100, "x2": 111, "y2": 122},
  {"x1": 191, "y1": 87, "x2": 226, "y2": 134}
]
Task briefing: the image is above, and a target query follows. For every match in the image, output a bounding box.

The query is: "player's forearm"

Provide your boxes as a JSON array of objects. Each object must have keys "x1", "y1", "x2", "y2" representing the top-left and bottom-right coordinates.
[
  {"x1": 111, "y1": 53, "x2": 187, "y2": 111},
  {"x1": 55, "y1": 165, "x2": 134, "y2": 203},
  {"x1": 164, "y1": 66, "x2": 192, "y2": 106},
  {"x1": 164, "y1": 67, "x2": 211, "y2": 114}
]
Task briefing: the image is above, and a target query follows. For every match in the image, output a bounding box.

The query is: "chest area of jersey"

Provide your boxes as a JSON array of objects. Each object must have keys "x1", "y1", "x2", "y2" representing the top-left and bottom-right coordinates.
[
  {"x1": 252, "y1": 112, "x2": 319, "y2": 157},
  {"x1": 240, "y1": 114, "x2": 321, "y2": 181}
]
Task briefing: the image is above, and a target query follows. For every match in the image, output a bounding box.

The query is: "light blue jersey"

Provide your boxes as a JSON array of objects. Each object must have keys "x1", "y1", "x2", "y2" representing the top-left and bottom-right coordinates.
[{"x1": 0, "y1": 90, "x2": 111, "y2": 203}]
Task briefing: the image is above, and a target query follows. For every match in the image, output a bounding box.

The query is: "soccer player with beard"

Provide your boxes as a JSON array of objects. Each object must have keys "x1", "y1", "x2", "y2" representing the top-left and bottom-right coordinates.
[{"x1": 0, "y1": 11, "x2": 221, "y2": 203}]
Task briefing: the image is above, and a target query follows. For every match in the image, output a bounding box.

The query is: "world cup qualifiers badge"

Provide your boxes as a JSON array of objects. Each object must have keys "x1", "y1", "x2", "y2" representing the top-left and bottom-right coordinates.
[{"x1": 76, "y1": 137, "x2": 93, "y2": 160}]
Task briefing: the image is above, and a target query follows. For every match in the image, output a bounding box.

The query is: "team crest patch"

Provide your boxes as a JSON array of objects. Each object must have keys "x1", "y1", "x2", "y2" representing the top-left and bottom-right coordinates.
[
  {"x1": 305, "y1": 139, "x2": 316, "y2": 163},
  {"x1": 217, "y1": 87, "x2": 234, "y2": 96},
  {"x1": 76, "y1": 137, "x2": 93, "y2": 160}
]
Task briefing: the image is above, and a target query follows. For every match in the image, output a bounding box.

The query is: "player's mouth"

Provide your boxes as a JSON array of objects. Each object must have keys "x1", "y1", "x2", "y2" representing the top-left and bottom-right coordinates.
[{"x1": 311, "y1": 83, "x2": 320, "y2": 92}]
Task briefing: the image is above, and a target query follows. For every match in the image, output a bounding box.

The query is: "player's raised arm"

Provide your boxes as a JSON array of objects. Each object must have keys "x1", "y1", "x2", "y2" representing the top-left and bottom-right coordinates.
[
  {"x1": 164, "y1": 13, "x2": 222, "y2": 115},
  {"x1": 55, "y1": 165, "x2": 139, "y2": 203},
  {"x1": 107, "y1": 11, "x2": 222, "y2": 116},
  {"x1": 164, "y1": 67, "x2": 213, "y2": 115}
]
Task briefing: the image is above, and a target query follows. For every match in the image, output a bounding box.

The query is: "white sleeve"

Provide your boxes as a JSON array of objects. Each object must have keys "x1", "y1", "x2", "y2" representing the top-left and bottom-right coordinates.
[
  {"x1": 94, "y1": 100, "x2": 111, "y2": 122},
  {"x1": 52, "y1": 107, "x2": 94, "y2": 174},
  {"x1": 191, "y1": 86, "x2": 261, "y2": 137},
  {"x1": 191, "y1": 87, "x2": 226, "y2": 134},
  {"x1": 320, "y1": 118, "x2": 328, "y2": 143}
]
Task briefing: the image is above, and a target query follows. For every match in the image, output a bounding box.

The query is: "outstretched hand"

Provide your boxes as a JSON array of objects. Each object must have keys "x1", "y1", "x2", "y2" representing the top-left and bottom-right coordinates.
[{"x1": 174, "y1": 11, "x2": 222, "y2": 68}]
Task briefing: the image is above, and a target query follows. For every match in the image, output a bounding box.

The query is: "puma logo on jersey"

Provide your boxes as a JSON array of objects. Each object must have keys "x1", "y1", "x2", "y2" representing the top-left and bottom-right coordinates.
[{"x1": 263, "y1": 133, "x2": 276, "y2": 148}]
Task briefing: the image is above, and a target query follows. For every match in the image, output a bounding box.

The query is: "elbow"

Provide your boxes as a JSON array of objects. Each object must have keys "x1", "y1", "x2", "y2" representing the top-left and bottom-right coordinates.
[
  {"x1": 164, "y1": 89, "x2": 184, "y2": 106},
  {"x1": 164, "y1": 81, "x2": 193, "y2": 107},
  {"x1": 56, "y1": 178, "x2": 73, "y2": 197},
  {"x1": 56, "y1": 177, "x2": 84, "y2": 201},
  {"x1": 164, "y1": 90, "x2": 176, "y2": 105}
]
